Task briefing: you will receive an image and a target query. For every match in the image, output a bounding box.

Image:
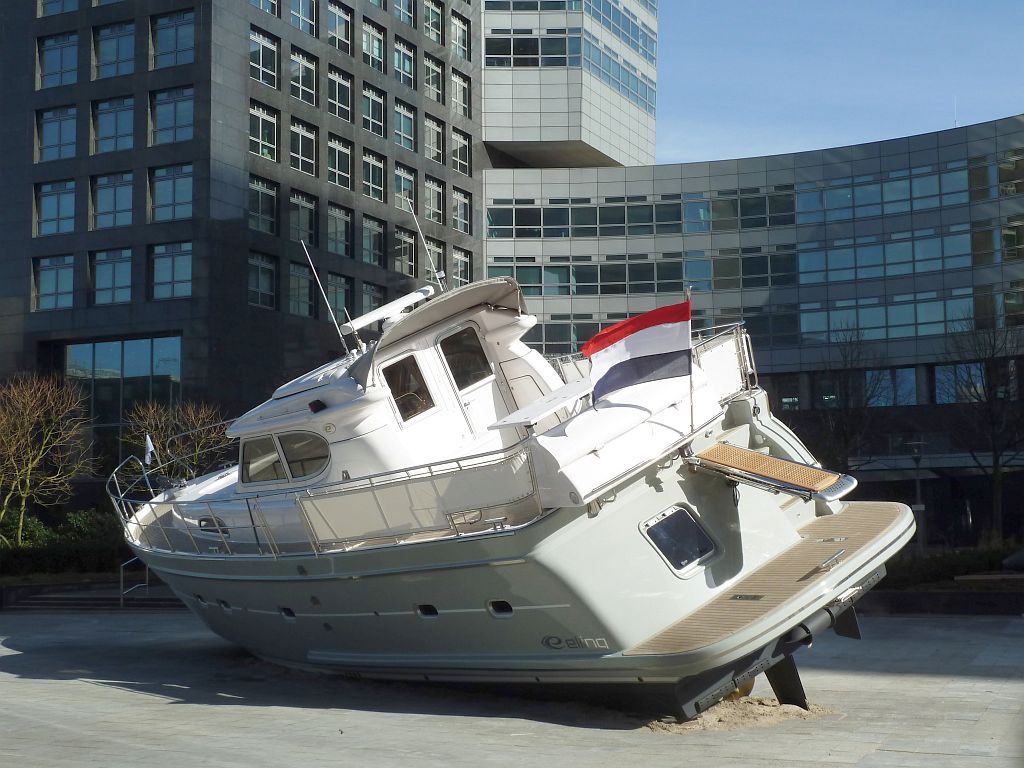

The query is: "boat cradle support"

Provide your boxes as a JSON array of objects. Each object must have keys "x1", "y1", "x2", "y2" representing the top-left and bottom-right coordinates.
[{"x1": 669, "y1": 601, "x2": 862, "y2": 722}]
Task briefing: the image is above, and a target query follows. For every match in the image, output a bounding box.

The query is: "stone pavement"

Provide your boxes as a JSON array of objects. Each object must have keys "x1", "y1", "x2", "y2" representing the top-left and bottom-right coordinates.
[{"x1": 0, "y1": 612, "x2": 1021, "y2": 767}]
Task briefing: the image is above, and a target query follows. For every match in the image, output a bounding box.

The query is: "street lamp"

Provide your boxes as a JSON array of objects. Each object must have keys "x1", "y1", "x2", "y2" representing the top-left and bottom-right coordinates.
[{"x1": 907, "y1": 440, "x2": 926, "y2": 557}]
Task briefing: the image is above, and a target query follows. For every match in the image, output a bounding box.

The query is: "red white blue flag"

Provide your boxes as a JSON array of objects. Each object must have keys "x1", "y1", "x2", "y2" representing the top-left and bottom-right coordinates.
[{"x1": 581, "y1": 301, "x2": 692, "y2": 401}]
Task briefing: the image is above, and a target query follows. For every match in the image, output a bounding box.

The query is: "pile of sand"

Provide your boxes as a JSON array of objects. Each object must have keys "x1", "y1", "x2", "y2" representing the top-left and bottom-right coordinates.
[{"x1": 646, "y1": 696, "x2": 835, "y2": 733}]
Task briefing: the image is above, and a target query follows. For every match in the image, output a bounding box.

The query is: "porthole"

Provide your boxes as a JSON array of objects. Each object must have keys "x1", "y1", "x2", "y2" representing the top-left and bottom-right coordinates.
[
  {"x1": 488, "y1": 600, "x2": 513, "y2": 618},
  {"x1": 417, "y1": 604, "x2": 439, "y2": 618}
]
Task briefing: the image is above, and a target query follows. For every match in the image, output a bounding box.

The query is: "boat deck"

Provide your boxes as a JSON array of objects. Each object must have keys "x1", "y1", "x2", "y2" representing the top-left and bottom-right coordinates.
[{"x1": 624, "y1": 501, "x2": 909, "y2": 656}]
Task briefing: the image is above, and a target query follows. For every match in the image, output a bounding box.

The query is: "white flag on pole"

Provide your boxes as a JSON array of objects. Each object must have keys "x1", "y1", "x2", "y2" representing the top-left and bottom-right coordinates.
[{"x1": 144, "y1": 434, "x2": 156, "y2": 466}]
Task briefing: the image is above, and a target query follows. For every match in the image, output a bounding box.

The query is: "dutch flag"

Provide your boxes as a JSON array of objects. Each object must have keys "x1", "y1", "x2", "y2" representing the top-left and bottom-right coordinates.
[{"x1": 581, "y1": 300, "x2": 692, "y2": 401}]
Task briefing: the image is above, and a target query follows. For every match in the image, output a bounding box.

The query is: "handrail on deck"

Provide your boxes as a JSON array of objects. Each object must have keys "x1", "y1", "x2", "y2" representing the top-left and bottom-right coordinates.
[{"x1": 119, "y1": 556, "x2": 150, "y2": 608}]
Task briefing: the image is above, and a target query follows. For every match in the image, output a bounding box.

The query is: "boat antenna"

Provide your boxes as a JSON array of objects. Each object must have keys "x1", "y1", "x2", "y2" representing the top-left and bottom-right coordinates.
[
  {"x1": 342, "y1": 306, "x2": 366, "y2": 353},
  {"x1": 401, "y1": 195, "x2": 449, "y2": 293},
  {"x1": 301, "y1": 240, "x2": 349, "y2": 354}
]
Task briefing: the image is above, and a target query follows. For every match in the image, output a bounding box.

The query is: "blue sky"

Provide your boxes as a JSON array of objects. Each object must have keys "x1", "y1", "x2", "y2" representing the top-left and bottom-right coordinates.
[{"x1": 655, "y1": 1, "x2": 1024, "y2": 164}]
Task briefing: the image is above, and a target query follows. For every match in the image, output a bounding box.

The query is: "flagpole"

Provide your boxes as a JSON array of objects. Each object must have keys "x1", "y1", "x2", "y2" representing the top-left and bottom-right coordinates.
[{"x1": 687, "y1": 286, "x2": 694, "y2": 433}]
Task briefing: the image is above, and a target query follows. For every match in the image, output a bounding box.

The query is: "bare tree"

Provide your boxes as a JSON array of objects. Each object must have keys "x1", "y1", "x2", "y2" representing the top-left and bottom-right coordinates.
[
  {"x1": 803, "y1": 328, "x2": 889, "y2": 473},
  {"x1": 124, "y1": 400, "x2": 233, "y2": 481},
  {"x1": 939, "y1": 322, "x2": 1024, "y2": 545},
  {"x1": 0, "y1": 374, "x2": 96, "y2": 547}
]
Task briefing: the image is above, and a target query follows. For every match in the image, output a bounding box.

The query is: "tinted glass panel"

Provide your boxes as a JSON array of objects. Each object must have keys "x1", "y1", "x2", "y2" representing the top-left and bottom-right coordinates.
[
  {"x1": 441, "y1": 327, "x2": 491, "y2": 390},
  {"x1": 382, "y1": 356, "x2": 435, "y2": 421},
  {"x1": 241, "y1": 436, "x2": 286, "y2": 482},
  {"x1": 644, "y1": 507, "x2": 715, "y2": 570},
  {"x1": 278, "y1": 432, "x2": 330, "y2": 478}
]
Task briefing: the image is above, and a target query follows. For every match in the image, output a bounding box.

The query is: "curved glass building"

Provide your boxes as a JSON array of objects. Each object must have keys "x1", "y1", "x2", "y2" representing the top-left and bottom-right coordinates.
[{"x1": 485, "y1": 114, "x2": 1024, "y2": 543}]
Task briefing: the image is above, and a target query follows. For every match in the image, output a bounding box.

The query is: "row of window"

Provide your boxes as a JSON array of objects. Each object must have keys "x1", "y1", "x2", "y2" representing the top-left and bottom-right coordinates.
[
  {"x1": 515, "y1": 282, "x2": 1024, "y2": 355},
  {"x1": 766, "y1": 359, "x2": 1023, "y2": 413},
  {"x1": 250, "y1": 24, "x2": 472, "y2": 117},
  {"x1": 32, "y1": 242, "x2": 192, "y2": 311},
  {"x1": 34, "y1": 164, "x2": 193, "y2": 236},
  {"x1": 247, "y1": 174, "x2": 474, "y2": 275},
  {"x1": 482, "y1": 1, "x2": 657, "y2": 65},
  {"x1": 30, "y1": 238, "x2": 471, "y2": 316},
  {"x1": 37, "y1": 11, "x2": 195, "y2": 89},
  {"x1": 483, "y1": 170, "x2": 983, "y2": 238},
  {"x1": 481, "y1": 30, "x2": 657, "y2": 113},
  {"x1": 37, "y1": 88, "x2": 193, "y2": 162},
  {"x1": 250, "y1": 0, "x2": 471, "y2": 61},
  {"x1": 249, "y1": 100, "x2": 472, "y2": 190}
]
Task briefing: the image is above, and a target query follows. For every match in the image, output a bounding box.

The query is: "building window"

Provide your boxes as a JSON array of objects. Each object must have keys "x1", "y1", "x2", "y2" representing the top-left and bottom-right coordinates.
[
  {"x1": 362, "y1": 215, "x2": 385, "y2": 266},
  {"x1": 39, "y1": 33, "x2": 78, "y2": 88},
  {"x1": 289, "y1": 0, "x2": 317, "y2": 36},
  {"x1": 424, "y1": 0, "x2": 443, "y2": 44},
  {"x1": 361, "y1": 85, "x2": 385, "y2": 137},
  {"x1": 326, "y1": 204, "x2": 353, "y2": 257},
  {"x1": 152, "y1": 11, "x2": 195, "y2": 69},
  {"x1": 396, "y1": 227, "x2": 416, "y2": 277},
  {"x1": 394, "y1": 164, "x2": 416, "y2": 213},
  {"x1": 94, "y1": 22, "x2": 134, "y2": 79},
  {"x1": 250, "y1": 0, "x2": 278, "y2": 16},
  {"x1": 327, "y1": 134, "x2": 352, "y2": 188},
  {"x1": 452, "y1": 247, "x2": 471, "y2": 287},
  {"x1": 249, "y1": 102, "x2": 278, "y2": 160},
  {"x1": 327, "y1": 67, "x2": 352, "y2": 121},
  {"x1": 91, "y1": 248, "x2": 131, "y2": 305},
  {"x1": 424, "y1": 55, "x2": 443, "y2": 103},
  {"x1": 249, "y1": 28, "x2": 278, "y2": 87},
  {"x1": 36, "y1": 180, "x2": 76, "y2": 235},
  {"x1": 151, "y1": 242, "x2": 192, "y2": 299},
  {"x1": 424, "y1": 176, "x2": 444, "y2": 224},
  {"x1": 40, "y1": 0, "x2": 79, "y2": 16},
  {"x1": 451, "y1": 70, "x2": 470, "y2": 117},
  {"x1": 362, "y1": 150, "x2": 385, "y2": 201},
  {"x1": 394, "y1": 0, "x2": 414, "y2": 27},
  {"x1": 92, "y1": 172, "x2": 133, "y2": 229},
  {"x1": 936, "y1": 363, "x2": 986, "y2": 404},
  {"x1": 450, "y1": 13, "x2": 470, "y2": 60},
  {"x1": 394, "y1": 101, "x2": 415, "y2": 151},
  {"x1": 94, "y1": 97, "x2": 133, "y2": 153},
  {"x1": 248, "y1": 175, "x2": 278, "y2": 234},
  {"x1": 151, "y1": 86, "x2": 194, "y2": 144},
  {"x1": 452, "y1": 187, "x2": 471, "y2": 234},
  {"x1": 424, "y1": 116, "x2": 444, "y2": 164},
  {"x1": 362, "y1": 282, "x2": 385, "y2": 314},
  {"x1": 362, "y1": 21, "x2": 385, "y2": 72},
  {"x1": 289, "y1": 263, "x2": 315, "y2": 317},
  {"x1": 34, "y1": 255, "x2": 74, "y2": 310},
  {"x1": 327, "y1": 273, "x2": 352, "y2": 320},
  {"x1": 288, "y1": 189, "x2": 317, "y2": 245},
  {"x1": 151, "y1": 164, "x2": 193, "y2": 222},
  {"x1": 289, "y1": 118, "x2": 317, "y2": 176},
  {"x1": 327, "y1": 2, "x2": 352, "y2": 53},
  {"x1": 289, "y1": 48, "x2": 317, "y2": 105},
  {"x1": 394, "y1": 38, "x2": 415, "y2": 88},
  {"x1": 65, "y1": 337, "x2": 183, "y2": 459},
  {"x1": 248, "y1": 252, "x2": 276, "y2": 308},
  {"x1": 426, "y1": 238, "x2": 444, "y2": 282},
  {"x1": 452, "y1": 129, "x2": 471, "y2": 176},
  {"x1": 38, "y1": 106, "x2": 76, "y2": 161}
]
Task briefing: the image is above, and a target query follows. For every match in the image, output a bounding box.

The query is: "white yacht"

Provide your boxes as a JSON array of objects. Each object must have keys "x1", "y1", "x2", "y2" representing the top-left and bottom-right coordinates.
[{"x1": 108, "y1": 277, "x2": 915, "y2": 719}]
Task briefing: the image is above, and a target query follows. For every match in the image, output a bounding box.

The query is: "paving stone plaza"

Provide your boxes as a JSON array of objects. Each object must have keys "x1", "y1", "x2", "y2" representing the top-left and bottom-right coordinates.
[{"x1": 0, "y1": 611, "x2": 1020, "y2": 767}]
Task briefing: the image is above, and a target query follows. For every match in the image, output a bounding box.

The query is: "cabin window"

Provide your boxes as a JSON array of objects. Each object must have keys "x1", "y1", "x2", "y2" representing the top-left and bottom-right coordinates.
[
  {"x1": 278, "y1": 432, "x2": 330, "y2": 478},
  {"x1": 641, "y1": 505, "x2": 715, "y2": 572},
  {"x1": 241, "y1": 436, "x2": 287, "y2": 483},
  {"x1": 441, "y1": 327, "x2": 491, "y2": 390},
  {"x1": 382, "y1": 355, "x2": 435, "y2": 421}
]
